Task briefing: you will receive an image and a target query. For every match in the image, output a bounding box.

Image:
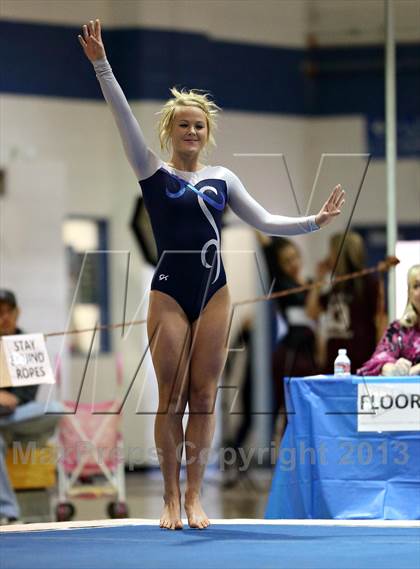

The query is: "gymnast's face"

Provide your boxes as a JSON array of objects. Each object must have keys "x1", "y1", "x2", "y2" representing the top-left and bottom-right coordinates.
[
  {"x1": 409, "y1": 272, "x2": 420, "y2": 315},
  {"x1": 170, "y1": 106, "x2": 208, "y2": 158}
]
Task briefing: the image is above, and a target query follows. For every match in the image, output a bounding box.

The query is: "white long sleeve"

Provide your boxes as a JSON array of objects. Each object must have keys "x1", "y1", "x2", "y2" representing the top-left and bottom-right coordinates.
[
  {"x1": 225, "y1": 169, "x2": 319, "y2": 235},
  {"x1": 92, "y1": 57, "x2": 161, "y2": 181}
]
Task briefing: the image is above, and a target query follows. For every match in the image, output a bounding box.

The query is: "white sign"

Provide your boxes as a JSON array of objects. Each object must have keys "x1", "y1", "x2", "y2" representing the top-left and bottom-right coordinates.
[
  {"x1": 357, "y1": 381, "x2": 420, "y2": 432},
  {"x1": 0, "y1": 334, "x2": 55, "y2": 387}
]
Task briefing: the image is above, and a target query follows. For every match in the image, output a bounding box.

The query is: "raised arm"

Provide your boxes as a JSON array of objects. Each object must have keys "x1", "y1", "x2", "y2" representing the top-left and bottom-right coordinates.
[
  {"x1": 226, "y1": 169, "x2": 345, "y2": 236},
  {"x1": 78, "y1": 19, "x2": 161, "y2": 181}
]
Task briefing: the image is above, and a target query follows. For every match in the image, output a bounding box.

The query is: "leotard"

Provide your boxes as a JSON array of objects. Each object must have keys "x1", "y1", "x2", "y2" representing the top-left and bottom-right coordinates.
[{"x1": 92, "y1": 57, "x2": 319, "y2": 322}]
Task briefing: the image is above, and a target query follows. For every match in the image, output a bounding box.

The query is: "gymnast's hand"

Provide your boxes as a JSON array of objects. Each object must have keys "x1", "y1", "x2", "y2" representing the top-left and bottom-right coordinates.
[
  {"x1": 78, "y1": 18, "x2": 106, "y2": 62},
  {"x1": 314, "y1": 185, "x2": 345, "y2": 228}
]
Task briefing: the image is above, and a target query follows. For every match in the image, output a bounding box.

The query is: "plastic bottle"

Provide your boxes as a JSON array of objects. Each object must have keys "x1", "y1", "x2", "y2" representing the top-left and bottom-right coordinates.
[{"x1": 334, "y1": 348, "x2": 351, "y2": 377}]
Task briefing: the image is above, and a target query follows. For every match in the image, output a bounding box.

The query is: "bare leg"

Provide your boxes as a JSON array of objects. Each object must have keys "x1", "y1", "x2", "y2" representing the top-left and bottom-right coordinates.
[
  {"x1": 147, "y1": 291, "x2": 191, "y2": 530},
  {"x1": 184, "y1": 285, "x2": 231, "y2": 529}
]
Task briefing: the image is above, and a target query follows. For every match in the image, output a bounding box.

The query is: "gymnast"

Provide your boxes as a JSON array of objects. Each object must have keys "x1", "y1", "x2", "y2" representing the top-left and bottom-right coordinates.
[{"x1": 78, "y1": 19, "x2": 345, "y2": 530}]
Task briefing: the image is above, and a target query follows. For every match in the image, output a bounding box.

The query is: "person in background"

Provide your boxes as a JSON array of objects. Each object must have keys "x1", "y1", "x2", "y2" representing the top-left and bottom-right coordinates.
[
  {"x1": 358, "y1": 264, "x2": 420, "y2": 376},
  {"x1": 0, "y1": 291, "x2": 38, "y2": 412},
  {"x1": 259, "y1": 235, "x2": 318, "y2": 444},
  {"x1": 0, "y1": 289, "x2": 61, "y2": 525},
  {"x1": 306, "y1": 231, "x2": 384, "y2": 374}
]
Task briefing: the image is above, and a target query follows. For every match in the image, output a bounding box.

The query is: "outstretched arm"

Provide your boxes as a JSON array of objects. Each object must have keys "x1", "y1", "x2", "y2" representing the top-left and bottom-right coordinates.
[
  {"x1": 227, "y1": 169, "x2": 345, "y2": 235},
  {"x1": 78, "y1": 19, "x2": 161, "y2": 181}
]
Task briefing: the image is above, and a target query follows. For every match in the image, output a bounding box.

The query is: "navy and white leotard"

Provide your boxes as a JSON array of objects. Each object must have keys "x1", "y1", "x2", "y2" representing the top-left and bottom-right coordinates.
[
  {"x1": 141, "y1": 165, "x2": 229, "y2": 322},
  {"x1": 92, "y1": 57, "x2": 320, "y2": 323}
]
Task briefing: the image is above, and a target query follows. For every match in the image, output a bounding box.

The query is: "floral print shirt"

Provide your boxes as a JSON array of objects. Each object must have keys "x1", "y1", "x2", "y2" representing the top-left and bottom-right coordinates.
[{"x1": 357, "y1": 320, "x2": 420, "y2": 376}]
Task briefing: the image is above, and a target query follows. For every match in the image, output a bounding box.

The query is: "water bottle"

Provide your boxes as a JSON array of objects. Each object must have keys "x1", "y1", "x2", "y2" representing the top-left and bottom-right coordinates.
[{"x1": 334, "y1": 348, "x2": 351, "y2": 377}]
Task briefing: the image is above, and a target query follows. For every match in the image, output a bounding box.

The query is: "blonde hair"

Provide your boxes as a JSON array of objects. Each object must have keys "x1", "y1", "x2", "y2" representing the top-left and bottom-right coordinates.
[
  {"x1": 156, "y1": 87, "x2": 221, "y2": 154},
  {"x1": 400, "y1": 264, "x2": 420, "y2": 328}
]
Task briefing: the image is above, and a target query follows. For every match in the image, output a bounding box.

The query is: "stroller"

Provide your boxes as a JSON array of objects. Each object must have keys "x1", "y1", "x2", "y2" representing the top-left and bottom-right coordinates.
[{"x1": 55, "y1": 354, "x2": 129, "y2": 521}]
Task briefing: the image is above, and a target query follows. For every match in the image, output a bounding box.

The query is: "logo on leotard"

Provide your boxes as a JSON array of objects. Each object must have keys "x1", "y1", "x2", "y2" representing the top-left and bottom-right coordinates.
[
  {"x1": 163, "y1": 169, "x2": 226, "y2": 210},
  {"x1": 159, "y1": 274, "x2": 169, "y2": 281}
]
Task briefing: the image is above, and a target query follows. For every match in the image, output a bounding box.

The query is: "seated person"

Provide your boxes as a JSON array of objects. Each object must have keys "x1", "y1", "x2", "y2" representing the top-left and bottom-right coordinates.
[
  {"x1": 357, "y1": 265, "x2": 420, "y2": 376},
  {"x1": 0, "y1": 289, "x2": 61, "y2": 525}
]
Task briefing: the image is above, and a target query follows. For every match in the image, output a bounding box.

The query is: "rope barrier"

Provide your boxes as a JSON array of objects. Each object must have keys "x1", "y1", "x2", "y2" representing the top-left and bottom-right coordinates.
[{"x1": 44, "y1": 256, "x2": 399, "y2": 338}]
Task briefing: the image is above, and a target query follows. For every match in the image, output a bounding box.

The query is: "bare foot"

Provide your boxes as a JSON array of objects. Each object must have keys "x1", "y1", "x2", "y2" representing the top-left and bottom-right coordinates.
[
  {"x1": 184, "y1": 493, "x2": 210, "y2": 529},
  {"x1": 160, "y1": 498, "x2": 183, "y2": 530}
]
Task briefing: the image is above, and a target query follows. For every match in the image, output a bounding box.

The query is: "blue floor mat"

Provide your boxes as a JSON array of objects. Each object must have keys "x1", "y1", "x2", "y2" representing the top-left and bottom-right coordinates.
[{"x1": 1, "y1": 524, "x2": 419, "y2": 569}]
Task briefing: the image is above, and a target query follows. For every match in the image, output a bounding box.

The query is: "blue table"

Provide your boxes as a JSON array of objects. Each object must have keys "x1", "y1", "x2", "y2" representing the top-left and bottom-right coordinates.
[{"x1": 265, "y1": 375, "x2": 420, "y2": 519}]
